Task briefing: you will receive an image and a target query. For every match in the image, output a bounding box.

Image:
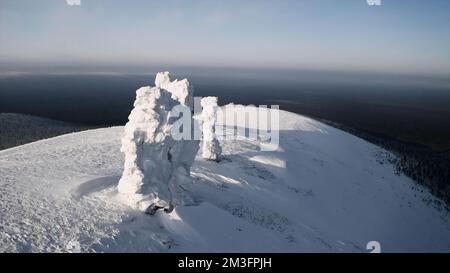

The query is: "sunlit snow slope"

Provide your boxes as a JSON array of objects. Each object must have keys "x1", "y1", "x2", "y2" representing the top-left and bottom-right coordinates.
[{"x1": 0, "y1": 108, "x2": 449, "y2": 252}]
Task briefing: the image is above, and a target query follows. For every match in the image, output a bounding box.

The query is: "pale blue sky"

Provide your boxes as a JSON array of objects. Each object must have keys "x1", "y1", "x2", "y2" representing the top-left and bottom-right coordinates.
[{"x1": 1, "y1": 0, "x2": 449, "y2": 77}]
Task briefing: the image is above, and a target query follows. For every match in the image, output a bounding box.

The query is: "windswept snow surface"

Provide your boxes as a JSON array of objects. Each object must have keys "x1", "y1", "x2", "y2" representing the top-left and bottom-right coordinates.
[{"x1": 0, "y1": 107, "x2": 449, "y2": 252}]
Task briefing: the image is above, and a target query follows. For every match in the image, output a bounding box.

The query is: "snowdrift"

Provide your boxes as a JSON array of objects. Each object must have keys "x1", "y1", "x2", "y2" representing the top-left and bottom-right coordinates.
[{"x1": 0, "y1": 107, "x2": 449, "y2": 252}]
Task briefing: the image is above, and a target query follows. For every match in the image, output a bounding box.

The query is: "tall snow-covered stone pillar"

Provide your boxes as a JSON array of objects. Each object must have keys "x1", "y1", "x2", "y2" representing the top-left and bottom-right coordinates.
[
  {"x1": 201, "y1": 96, "x2": 222, "y2": 161},
  {"x1": 118, "y1": 72, "x2": 199, "y2": 213}
]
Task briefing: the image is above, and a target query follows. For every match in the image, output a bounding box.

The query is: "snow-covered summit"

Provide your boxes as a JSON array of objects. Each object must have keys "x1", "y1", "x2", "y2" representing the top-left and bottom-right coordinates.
[{"x1": 0, "y1": 107, "x2": 449, "y2": 252}]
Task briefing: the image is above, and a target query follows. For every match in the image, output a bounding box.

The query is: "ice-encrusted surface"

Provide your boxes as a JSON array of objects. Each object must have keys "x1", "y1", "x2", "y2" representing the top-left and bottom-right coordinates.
[{"x1": 117, "y1": 73, "x2": 198, "y2": 211}]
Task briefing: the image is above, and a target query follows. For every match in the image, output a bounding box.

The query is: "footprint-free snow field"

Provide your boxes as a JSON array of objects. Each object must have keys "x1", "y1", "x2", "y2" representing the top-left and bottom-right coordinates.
[{"x1": 1, "y1": 107, "x2": 449, "y2": 252}]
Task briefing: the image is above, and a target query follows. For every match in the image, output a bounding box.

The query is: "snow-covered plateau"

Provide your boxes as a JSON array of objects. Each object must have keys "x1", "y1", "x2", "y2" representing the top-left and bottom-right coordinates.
[{"x1": 0, "y1": 107, "x2": 449, "y2": 253}]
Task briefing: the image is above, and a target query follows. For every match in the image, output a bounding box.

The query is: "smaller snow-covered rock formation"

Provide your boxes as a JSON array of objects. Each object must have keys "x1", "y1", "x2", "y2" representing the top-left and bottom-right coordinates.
[
  {"x1": 201, "y1": 96, "x2": 222, "y2": 161},
  {"x1": 118, "y1": 72, "x2": 199, "y2": 213}
]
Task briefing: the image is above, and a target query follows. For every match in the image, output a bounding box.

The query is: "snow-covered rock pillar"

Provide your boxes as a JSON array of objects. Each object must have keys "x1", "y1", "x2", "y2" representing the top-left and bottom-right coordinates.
[
  {"x1": 201, "y1": 96, "x2": 222, "y2": 161},
  {"x1": 118, "y1": 72, "x2": 199, "y2": 213},
  {"x1": 155, "y1": 71, "x2": 194, "y2": 110}
]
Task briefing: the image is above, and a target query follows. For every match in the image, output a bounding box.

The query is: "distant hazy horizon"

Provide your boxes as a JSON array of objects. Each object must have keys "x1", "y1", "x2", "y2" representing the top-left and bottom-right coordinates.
[{"x1": 1, "y1": 0, "x2": 450, "y2": 78}]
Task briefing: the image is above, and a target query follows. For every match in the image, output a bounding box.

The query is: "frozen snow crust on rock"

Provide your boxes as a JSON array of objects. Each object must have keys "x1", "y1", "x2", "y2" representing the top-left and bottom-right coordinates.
[
  {"x1": 117, "y1": 72, "x2": 199, "y2": 212},
  {"x1": 155, "y1": 71, "x2": 194, "y2": 110},
  {"x1": 201, "y1": 96, "x2": 222, "y2": 161}
]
